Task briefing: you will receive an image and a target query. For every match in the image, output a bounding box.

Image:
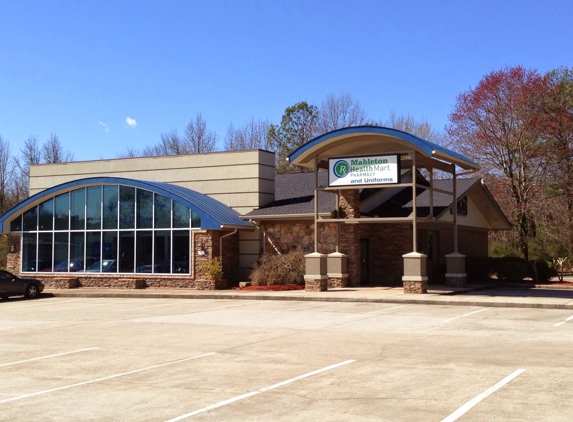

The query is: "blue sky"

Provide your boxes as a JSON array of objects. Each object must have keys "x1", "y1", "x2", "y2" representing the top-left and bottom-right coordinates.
[{"x1": 1, "y1": 0, "x2": 571, "y2": 161}]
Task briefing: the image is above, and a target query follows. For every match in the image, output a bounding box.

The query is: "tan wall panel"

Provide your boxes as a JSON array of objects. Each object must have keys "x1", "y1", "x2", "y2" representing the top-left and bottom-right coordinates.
[
  {"x1": 29, "y1": 150, "x2": 276, "y2": 213},
  {"x1": 240, "y1": 239, "x2": 262, "y2": 255}
]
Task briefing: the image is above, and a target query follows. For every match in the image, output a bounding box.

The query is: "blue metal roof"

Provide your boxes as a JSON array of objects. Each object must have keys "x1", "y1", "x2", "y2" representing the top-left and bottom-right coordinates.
[
  {"x1": 0, "y1": 177, "x2": 252, "y2": 230},
  {"x1": 288, "y1": 126, "x2": 478, "y2": 168}
]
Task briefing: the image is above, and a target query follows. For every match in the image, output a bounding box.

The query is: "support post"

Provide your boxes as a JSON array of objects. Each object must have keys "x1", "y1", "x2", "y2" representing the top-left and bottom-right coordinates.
[
  {"x1": 304, "y1": 252, "x2": 328, "y2": 292},
  {"x1": 402, "y1": 252, "x2": 428, "y2": 294},
  {"x1": 327, "y1": 252, "x2": 348, "y2": 288}
]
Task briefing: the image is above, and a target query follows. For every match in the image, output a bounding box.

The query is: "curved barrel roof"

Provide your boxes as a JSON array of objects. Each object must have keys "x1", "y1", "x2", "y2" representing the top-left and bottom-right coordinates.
[
  {"x1": 0, "y1": 177, "x2": 252, "y2": 230},
  {"x1": 288, "y1": 126, "x2": 479, "y2": 171}
]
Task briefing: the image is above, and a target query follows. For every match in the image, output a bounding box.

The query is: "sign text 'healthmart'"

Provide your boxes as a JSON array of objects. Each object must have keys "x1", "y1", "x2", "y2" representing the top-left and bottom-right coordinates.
[{"x1": 328, "y1": 155, "x2": 400, "y2": 187}]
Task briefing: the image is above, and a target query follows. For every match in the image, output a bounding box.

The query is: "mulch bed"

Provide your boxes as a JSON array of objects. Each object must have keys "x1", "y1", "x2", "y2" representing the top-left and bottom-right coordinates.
[{"x1": 232, "y1": 284, "x2": 304, "y2": 291}]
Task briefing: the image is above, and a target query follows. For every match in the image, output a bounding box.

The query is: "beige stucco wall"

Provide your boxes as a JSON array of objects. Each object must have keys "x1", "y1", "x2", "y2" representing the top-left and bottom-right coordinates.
[
  {"x1": 29, "y1": 149, "x2": 275, "y2": 215},
  {"x1": 438, "y1": 196, "x2": 490, "y2": 229}
]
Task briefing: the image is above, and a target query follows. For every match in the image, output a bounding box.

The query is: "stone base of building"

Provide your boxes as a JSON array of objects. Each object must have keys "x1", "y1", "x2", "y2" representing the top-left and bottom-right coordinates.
[
  {"x1": 196, "y1": 279, "x2": 227, "y2": 290},
  {"x1": 403, "y1": 279, "x2": 428, "y2": 294},
  {"x1": 51, "y1": 278, "x2": 80, "y2": 289},
  {"x1": 328, "y1": 277, "x2": 348, "y2": 288},
  {"x1": 305, "y1": 277, "x2": 328, "y2": 292},
  {"x1": 446, "y1": 274, "x2": 467, "y2": 287}
]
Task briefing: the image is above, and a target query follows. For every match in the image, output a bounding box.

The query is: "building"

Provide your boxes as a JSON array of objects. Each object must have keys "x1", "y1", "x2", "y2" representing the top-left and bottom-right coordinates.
[{"x1": 0, "y1": 127, "x2": 510, "y2": 293}]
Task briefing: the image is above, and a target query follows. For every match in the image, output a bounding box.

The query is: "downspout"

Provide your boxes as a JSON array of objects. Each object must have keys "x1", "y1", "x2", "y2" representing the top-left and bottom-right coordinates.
[{"x1": 219, "y1": 228, "x2": 238, "y2": 263}]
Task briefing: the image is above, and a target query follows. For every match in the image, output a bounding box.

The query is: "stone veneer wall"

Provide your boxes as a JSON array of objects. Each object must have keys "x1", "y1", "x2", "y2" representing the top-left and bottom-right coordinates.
[
  {"x1": 261, "y1": 221, "x2": 338, "y2": 255},
  {"x1": 338, "y1": 190, "x2": 361, "y2": 287}
]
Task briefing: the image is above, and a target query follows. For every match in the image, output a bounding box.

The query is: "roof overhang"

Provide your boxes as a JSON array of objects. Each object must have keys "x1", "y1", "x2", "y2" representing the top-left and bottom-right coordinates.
[{"x1": 288, "y1": 126, "x2": 480, "y2": 172}]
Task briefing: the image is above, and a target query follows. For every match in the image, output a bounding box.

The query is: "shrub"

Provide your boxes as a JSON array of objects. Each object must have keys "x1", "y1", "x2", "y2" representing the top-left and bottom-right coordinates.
[
  {"x1": 491, "y1": 257, "x2": 531, "y2": 281},
  {"x1": 202, "y1": 257, "x2": 223, "y2": 280},
  {"x1": 466, "y1": 256, "x2": 493, "y2": 281},
  {"x1": 249, "y1": 251, "x2": 305, "y2": 286},
  {"x1": 530, "y1": 259, "x2": 556, "y2": 282}
]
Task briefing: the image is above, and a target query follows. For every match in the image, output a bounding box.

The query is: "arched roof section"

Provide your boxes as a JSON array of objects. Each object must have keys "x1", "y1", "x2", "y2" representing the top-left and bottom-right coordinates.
[
  {"x1": 288, "y1": 126, "x2": 479, "y2": 171},
  {"x1": 0, "y1": 177, "x2": 252, "y2": 231}
]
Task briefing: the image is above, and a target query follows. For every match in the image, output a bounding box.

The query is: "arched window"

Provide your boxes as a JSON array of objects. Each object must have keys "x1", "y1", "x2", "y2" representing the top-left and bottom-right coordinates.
[{"x1": 9, "y1": 184, "x2": 201, "y2": 275}]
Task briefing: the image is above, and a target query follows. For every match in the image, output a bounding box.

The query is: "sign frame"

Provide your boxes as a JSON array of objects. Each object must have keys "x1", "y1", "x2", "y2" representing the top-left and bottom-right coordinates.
[{"x1": 328, "y1": 154, "x2": 401, "y2": 187}]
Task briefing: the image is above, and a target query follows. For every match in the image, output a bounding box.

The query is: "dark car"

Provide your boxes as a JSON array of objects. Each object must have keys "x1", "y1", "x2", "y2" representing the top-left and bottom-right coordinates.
[{"x1": 0, "y1": 270, "x2": 44, "y2": 299}]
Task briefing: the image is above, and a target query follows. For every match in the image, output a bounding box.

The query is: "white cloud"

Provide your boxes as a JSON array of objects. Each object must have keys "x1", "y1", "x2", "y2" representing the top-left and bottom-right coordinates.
[
  {"x1": 99, "y1": 121, "x2": 110, "y2": 132},
  {"x1": 125, "y1": 117, "x2": 137, "y2": 128}
]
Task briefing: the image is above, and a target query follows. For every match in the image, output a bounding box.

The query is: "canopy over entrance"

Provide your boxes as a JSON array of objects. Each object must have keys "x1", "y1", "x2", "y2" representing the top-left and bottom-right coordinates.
[
  {"x1": 287, "y1": 126, "x2": 482, "y2": 294},
  {"x1": 288, "y1": 126, "x2": 479, "y2": 173}
]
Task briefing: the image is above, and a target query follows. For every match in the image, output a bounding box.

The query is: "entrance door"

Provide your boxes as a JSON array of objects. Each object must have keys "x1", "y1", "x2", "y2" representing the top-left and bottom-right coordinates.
[{"x1": 360, "y1": 239, "x2": 369, "y2": 285}]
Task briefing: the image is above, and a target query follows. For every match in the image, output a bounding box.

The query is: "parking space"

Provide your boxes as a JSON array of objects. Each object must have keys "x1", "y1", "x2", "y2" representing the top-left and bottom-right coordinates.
[{"x1": 1, "y1": 297, "x2": 572, "y2": 421}]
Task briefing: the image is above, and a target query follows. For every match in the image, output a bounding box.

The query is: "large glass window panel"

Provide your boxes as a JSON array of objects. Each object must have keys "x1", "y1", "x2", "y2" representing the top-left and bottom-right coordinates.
[
  {"x1": 86, "y1": 186, "x2": 102, "y2": 230},
  {"x1": 172, "y1": 230, "x2": 190, "y2": 274},
  {"x1": 53, "y1": 233, "x2": 69, "y2": 272},
  {"x1": 154, "y1": 230, "x2": 171, "y2": 273},
  {"x1": 38, "y1": 233, "x2": 53, "y2": 272},
  {"x1": 119, "y1": 231, "x2": 134, "y2": 272},
  {"x1": 173, "y1": 202, "x2": 189, "y2": 228},
  {"x1": 38, "y1": 199, "x2": 53, "y2": 231},
  {"x1": 86, "y1": 232, "x2": 101, "y2": 272},
  {"x1": 135, "y1": 231, "x2": 153, "y2": 272},
  {"x1": 137, "y1": 189, "x2": 153, "y2": 229},
  {"x1": 191, "y1": 210, "x2": 201, "y2": 228},
  {"x1": 23, "y1": 207, "x2": 37, "y2": 231},
  {"x1": 102, "y1": 231, "x2": 117, "y2": 261},
  {"x1": 103, "y1": 185, "x2": 118, "y2": 229},
  {"x1": 10, "y1": 215, "x2": 22, "y2": 232},
  {"x1": 154, "y1": 194, "x2": 171, "y2": 228},
  {"x1": 71, "y1": 188, "x2": 85, "y2": 230},
  {"x1": 120, "y1": 187, "x2": 135, "y2": 229},
  {"x1": 22, "y1": 233, "x2": 37, "y2": 271},
  {"x1": 55, "y1": 193, "x2": 69, "y2": 230},
  {"x1": 70, "y1": 232, "x2": 86, "y2": 272}
]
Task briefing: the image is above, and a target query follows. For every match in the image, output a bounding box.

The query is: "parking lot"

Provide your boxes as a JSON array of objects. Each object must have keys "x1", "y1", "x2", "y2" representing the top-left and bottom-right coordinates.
[{"x1": 1, "y1": 296, "x2": 572, "y2": 421}]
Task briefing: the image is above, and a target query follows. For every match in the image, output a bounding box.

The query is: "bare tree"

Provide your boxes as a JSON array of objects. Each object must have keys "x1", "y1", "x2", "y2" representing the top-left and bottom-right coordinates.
[
  {"x1": 0, "y1": 137, "x2": 14, "y2": 214},
  {"x1": 42, "y1": 134, "x2": 74, "y2": 163},
  {"x1": 184, "y1": 114, "x2": 217, "y2": 153},
  {"x1": 224, "y1": 118, "x2": 271, "y2": 151},
  {"x1": 316, "y1": 93, "x2": 368, "y2": 134},
  {"x1": 383, "y1": 112, "x2": 443, "y2": 142}
]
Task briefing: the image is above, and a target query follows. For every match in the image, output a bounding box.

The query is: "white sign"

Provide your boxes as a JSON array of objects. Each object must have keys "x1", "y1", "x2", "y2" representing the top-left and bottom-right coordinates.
[{"x1": 328, "y1": 155, "x2": 400, "y2": 187}]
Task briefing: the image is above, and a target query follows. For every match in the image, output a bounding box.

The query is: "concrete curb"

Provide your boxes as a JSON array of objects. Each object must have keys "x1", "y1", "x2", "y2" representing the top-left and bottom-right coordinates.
[{"x1": 41, "y1": 285, "x2": 573, "y2": 310}]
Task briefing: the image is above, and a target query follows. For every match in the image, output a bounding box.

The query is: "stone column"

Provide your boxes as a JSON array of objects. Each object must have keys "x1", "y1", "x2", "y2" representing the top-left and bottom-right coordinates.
[
  {"x1": 445, "y1": 252, "x2": 467, "y2": 287},
  {"x1": 402, "y1": 252, "x2": 428, "y2": 294},
  {"x1": 338, "y1": 189, "x2": 361, "y2": 286},
  {"x1": 304, "y1": 252, "x2": 328, "y2": 292},
  {"x1": 327, "y1": 252, "x2": 348, "y2": 288}
]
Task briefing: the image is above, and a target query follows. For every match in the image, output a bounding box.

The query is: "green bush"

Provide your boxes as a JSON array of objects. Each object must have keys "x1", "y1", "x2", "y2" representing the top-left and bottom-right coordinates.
[
  {"x1": 202, "y1": 257, "x2": 223, "y2": 280},
  {"x1": 249, "y1": 251, "x2": 305, "y2": 286},
  {"x1": 530, "y1": 259, "x2": 557, "y2": 282},
  {"x1": 466, "y1": 256, "x2": 493, "y2": 281}
]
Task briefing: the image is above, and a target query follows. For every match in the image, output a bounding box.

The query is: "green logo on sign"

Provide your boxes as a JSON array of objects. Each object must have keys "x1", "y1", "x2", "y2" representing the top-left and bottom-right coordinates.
[{"x1": 333, "y1": 160, "x2": 350, "y2": 178}]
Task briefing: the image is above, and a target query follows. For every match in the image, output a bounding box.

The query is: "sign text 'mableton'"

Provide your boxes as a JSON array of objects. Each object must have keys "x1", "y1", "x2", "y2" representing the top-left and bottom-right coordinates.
[{"x1": 328, "y1": 155, "x2": 400, "y2": 187}]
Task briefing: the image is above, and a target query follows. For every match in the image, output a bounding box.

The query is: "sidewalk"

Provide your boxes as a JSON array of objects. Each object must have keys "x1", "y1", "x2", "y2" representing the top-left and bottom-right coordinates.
[{"x1": 43, "y1": 283, "x2": 573, "y2": 310}]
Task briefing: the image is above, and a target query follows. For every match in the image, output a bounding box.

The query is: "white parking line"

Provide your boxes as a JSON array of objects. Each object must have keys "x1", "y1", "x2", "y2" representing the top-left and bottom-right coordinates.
[
  {"x1": 554, "y1": 315, "x2": 573, "y2": 327},
  {"x1": 0, "y1": 347, "x2": 99, "y2": 368},
  {"x1": 0, "y1": 352, "x2": 215, "y2": 404},
  {"x1": 443, "y1": 307, "x2": 492, "y2": 323},
  {"x1": 286, "y1": 303, "x2": 331, "y2": 311},
  {"x1": 345, "y1": 305, "x2": 409, "y2": 318},
  {"x1": 164, "y1": 359, "x2": 355, "y2": 421},
  {"x1": 440, "y1": 369, "x2": 526, "y2": 422},
  {"x1": 117, "y1": 303, "x2": 175, "y2": 312}
]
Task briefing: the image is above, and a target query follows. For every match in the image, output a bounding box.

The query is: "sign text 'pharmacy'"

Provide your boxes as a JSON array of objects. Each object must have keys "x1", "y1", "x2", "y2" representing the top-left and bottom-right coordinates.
[{"x1": 328, "y1": 155, "x2": 400, "y2": 187}]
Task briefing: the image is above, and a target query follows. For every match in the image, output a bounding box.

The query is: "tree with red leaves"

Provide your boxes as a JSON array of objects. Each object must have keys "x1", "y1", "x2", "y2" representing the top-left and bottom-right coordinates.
[
  {"x1": 446, "y1": 66, "x2": 550, "y2": 261},
  {"x1": 544, "y1": 67, "x2": 573, "y2": 255}
]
